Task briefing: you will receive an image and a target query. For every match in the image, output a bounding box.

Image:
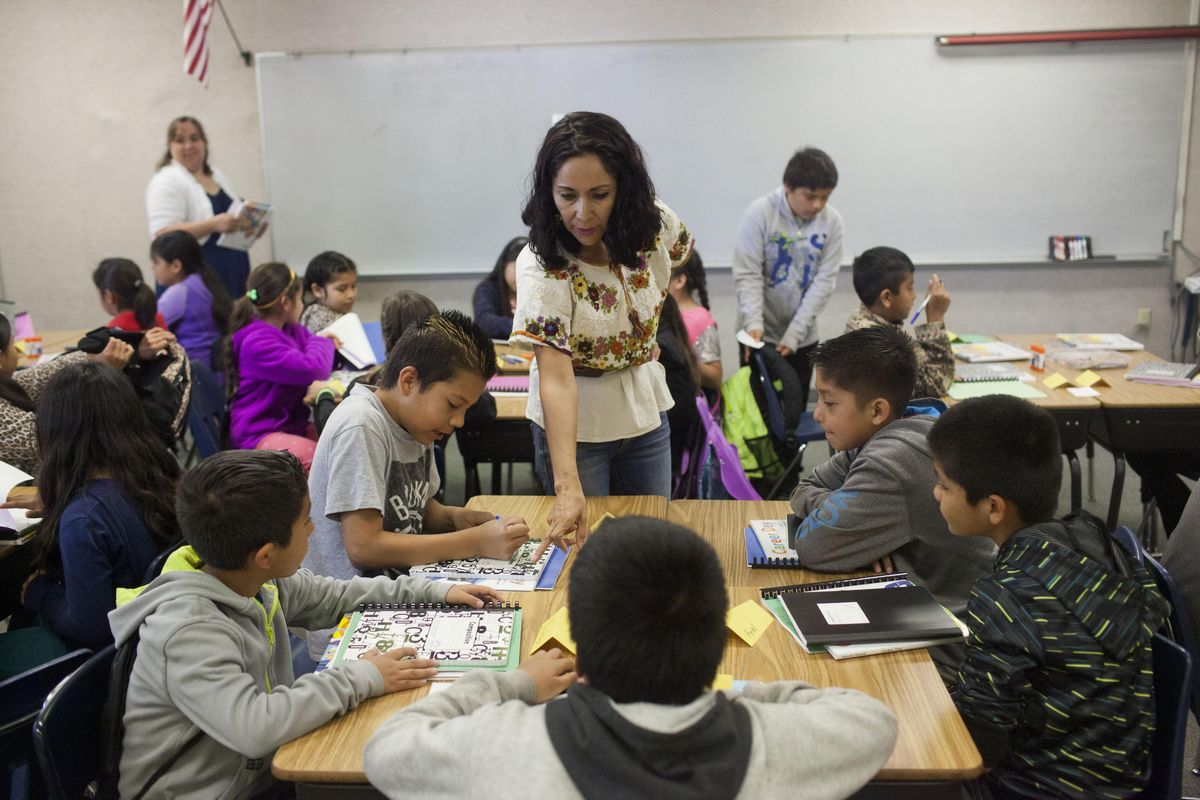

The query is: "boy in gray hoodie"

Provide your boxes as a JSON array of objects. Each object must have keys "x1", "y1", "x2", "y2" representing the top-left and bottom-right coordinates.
[
  {"x1": 732, "y1": 146, "x2": 844, "y2": 408},
  {"x1": 364, "y1": 517, "x2": 899, "y2": 800},
  {"x1": 108, "y1": 450, "x2": 499, "y2": 800},
  {"x1": 790, "y1": 325, "x2": 994, "y2": 624}
]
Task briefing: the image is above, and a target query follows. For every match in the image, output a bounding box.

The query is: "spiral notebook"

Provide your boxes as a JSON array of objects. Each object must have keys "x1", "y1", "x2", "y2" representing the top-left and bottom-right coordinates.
[
  {"x1": 316, "y1": 602, "x2": 522, "y2": 679},
  {"x1": 770, "y1": 584, "x2": 962, "y2": 650},
  {"x1": 409, "y1": 539, "x2": 567, "y2": 591},
  {"x1": 953, "y1": 363, "x2": 1023, "y2": 383},
  {"x1": 485, "y1": 375, "x2": 531, "y2": 393},
  {"x1": 744, "y1": 525, "x2": 802, "y2": 568}
]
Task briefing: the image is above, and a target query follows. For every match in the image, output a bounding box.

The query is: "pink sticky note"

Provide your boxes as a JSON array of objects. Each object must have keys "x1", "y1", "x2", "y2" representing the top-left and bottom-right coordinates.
[{"x1": 12, "y1": 312, "x2": 34, "y2": 340}]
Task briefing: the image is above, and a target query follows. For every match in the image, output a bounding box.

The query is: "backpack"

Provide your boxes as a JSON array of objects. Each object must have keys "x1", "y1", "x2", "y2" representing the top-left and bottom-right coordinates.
[
  {"x1": 674, "y1": 396, "x2": 762, "y2": 500},
  {"x1": 719, "y1": 348, "x2": 804, "y2": 480}
]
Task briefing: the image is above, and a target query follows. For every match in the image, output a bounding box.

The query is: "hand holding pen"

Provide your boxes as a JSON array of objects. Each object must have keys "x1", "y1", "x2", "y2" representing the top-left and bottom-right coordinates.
[{"x1": 911, "y1": 274, "x2": 951, "y2": 325}]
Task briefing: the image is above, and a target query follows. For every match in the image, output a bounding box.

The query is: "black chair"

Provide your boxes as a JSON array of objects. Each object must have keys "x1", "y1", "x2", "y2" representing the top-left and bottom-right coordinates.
[
  {"x1": 1146, "y1": 633, "x2": 1193, "y2": 800},
  {"x1": 141, "y1": 542, "x2": 183, "y2": 583},
  {"x1": 0, "y1": 649, "x2": 89, "y2": 800},
  {"x1": 185, "y1": 359, "x2": 226, "y2": 464},
  {"x1": 747, "y1": 347, "x2": 825, "y2": 499},
  {"x1": 33, "y1": 645, "x2": 116, "y2": 800}
]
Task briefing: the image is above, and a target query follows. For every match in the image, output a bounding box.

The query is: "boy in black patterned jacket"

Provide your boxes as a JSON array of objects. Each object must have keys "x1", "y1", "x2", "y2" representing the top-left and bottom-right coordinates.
[{"x1": 927, "y1": 396, "x2": 1168, "y2": 800}]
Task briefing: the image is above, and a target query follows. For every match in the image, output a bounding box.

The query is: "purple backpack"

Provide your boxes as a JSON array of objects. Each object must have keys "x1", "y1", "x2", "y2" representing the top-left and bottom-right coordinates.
[{"x1": 674, "y1": 396, "x2": 762, "y2": 501}]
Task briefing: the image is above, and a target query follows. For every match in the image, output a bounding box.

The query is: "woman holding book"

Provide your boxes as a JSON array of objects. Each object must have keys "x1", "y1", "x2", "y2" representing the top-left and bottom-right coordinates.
[
  {"x1": 511, "y1": 112, "x2": 693, "y2": 552},
  {"x1": 145, "y1": 116, "x2": 253, "y2": 298}
]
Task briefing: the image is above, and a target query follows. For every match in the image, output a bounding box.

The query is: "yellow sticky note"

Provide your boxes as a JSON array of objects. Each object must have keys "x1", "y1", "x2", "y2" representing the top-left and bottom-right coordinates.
[
  {"x1": 1074, "y1": 370, "x2": 1108, "y2": 388},
  {"x1": 1043, "y1": 373, "x2": 1069, "y2": 390},
  {"x1": 710, "y1": 674, "x2": 734, "y2": 691},
  {"x1": 327, "y1": 379, "x2": 346, "y2": 395},
  {"x1": 529, "y1": 606, "x2": 576, "y2": 655},
  {"x1": 726, "y1": 600, "x2": 773, "y2": 647},
  {"x1": 590, "y1": 512, "x2": 616, "y2": 533}
]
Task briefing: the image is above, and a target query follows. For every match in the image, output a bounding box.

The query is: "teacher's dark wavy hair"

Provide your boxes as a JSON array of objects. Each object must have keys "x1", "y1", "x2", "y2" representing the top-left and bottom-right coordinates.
[
  {"x1": 521, "y1": 112, "x2": 660, "y2": 271},
  {"x1": 34, "y1": 361, "x2": 181, "y2": 571}
]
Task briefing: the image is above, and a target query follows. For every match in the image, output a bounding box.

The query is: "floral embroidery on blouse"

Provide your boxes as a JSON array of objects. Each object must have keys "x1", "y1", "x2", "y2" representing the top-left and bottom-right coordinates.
[
  {"x1": 552, "y1": 263, "x2": 621, "y2": 313},
  {"x1": 518, "y1": 314, "x2": 570, "y2": 351}
]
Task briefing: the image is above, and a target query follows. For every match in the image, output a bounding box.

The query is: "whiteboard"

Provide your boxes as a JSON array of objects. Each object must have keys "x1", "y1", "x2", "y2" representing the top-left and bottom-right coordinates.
[{"x1": 256, "y1": 37, "x2": 1188, "y2": 276}]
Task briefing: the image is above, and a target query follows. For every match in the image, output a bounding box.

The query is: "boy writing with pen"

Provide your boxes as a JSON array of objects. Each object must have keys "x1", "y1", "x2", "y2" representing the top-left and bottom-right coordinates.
[{"x1": 844, "y1": 246, "x2": 955, "y2": 398}]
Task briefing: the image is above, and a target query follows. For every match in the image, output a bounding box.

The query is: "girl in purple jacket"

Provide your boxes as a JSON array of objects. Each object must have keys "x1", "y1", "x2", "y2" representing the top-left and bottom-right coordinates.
[{"x1": 226, "y1": 262, "x2": 335, "y2": 470}]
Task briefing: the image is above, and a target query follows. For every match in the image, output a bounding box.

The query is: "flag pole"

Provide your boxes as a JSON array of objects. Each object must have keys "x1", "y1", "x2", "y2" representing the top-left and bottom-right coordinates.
[{"x1": 215, "y1": 0, "x2": 252, "y2": 66}]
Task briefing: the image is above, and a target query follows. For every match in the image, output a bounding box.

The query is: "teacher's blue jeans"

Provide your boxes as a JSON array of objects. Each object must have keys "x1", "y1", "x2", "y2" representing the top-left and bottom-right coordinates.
[{"x1": 532, "y1": 412, "x2": 671, "y2": 498}]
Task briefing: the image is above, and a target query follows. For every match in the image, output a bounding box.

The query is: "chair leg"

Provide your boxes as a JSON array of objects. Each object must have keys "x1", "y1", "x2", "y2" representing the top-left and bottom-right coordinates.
[
  {"x1": 490, "y1": 463, "x2": 502, "y2": 495},
  {"x1": 1065, "y1": 450, "x2": 1082, "y2": 512},
  {"x1": 1106, "y1": 451, "x2": 1126, "y2": 531},
  {"x1": 1087, "y1": 438, "x2": 1096, "y2": 502},
  {"x1": 765, "y1": 444, "x2": 808, "y2": 501},
  {"x1": 464, "y1": 461, "x2": 481, "y2": 502}
]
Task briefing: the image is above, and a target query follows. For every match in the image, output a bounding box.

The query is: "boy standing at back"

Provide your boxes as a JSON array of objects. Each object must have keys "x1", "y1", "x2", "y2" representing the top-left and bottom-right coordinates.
[
  {"x1": 928, "y1": 396, "x2": 1168, "y2": 800},
  {"x1": 365, "y1": 517, "x2": 898, "y2": 799},
  {"x1": 790, "y1": 326, "x2": 994, "y2": 625},
  {"x1": 845, "y1": 245, "x2": 954, "y2": 398},
  {"x1": 733, "y1": 147, "x2": 843, "y2": 408},
  {"x1": 109, "y1": 450, "x2": 500, "y2": 800}
]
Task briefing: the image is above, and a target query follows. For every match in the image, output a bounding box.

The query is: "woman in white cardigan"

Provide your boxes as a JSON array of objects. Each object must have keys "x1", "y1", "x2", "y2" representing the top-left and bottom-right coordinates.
[{"x1": 146, "y1": 116, "x2": 251, "y2": 298}]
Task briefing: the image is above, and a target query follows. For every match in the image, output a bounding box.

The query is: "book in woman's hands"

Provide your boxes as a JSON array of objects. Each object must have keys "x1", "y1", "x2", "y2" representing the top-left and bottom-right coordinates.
[
  {"x1": 316, "y1": 602, "x2": 522, "y2": 679},
  {"x1": 216, "y1": 199, "x2": 272, "y2": 251}
]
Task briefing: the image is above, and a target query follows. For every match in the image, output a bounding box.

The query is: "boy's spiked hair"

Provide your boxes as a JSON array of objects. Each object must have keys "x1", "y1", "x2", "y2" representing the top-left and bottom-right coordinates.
[
  {"x1": 810, "y1": 325, "x2": 917, "y2": 414},
  {"x1": 928, "y1": 395, "x2": 1062, "y2": 525},
  {"x1": 380, "y1": 309, "x2": 497, "y2": 389}
]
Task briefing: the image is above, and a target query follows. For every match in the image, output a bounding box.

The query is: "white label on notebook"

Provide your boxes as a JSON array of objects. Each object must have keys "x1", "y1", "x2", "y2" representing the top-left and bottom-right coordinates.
[
  {"x1": 817, "y1": 602, "x2": 870, "y2": 626},
  {"x1": 427, "y1": 616, "x2": 480, "y2": 650}
]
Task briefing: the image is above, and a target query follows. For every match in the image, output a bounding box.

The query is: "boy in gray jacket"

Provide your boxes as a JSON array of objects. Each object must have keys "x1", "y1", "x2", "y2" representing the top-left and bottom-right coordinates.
[
  {"x1": 733, "y1": 146, "x2": 844, "y2": 408},
  {"x1": 365, "y1": 517, "x2": 898, "y2": 800},
  {"x1": 109, "y1": 450, "x2": 499, "y2": 800},
  {"x1": 790, "y1": 326, "x2": 994, "y2": 623}
]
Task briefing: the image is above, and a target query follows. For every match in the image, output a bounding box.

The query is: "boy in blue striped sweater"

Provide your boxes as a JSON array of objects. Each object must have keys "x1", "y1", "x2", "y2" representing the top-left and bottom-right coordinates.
[{"x1": 928, "y1": 396, "x2": 1168, "y2": 800}]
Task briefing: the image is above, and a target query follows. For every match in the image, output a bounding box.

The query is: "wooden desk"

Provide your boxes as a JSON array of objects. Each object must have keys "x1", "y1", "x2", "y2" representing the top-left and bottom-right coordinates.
[
  {"x1": 492, "y1": 392, "x2": 528, "y2": 421},
  {"x1": 275, "y1": 497, "x2": 981, "y2": 795},
  {"x1": 18, "y1": 329, "x2": 87, "y2": 367},
  {"x1": 668, "y1": 499, "x2": 805, "y2": 588},
  {"x1": 494, "y1": 342, "x2": 532, "y2": 374}
]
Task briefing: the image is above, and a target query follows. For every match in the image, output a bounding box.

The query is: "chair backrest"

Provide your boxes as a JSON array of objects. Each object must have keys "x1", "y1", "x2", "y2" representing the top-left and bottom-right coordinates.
[
  {"x1": 748, "y1": 348, "x2": 804, "y2": 443},
  {"x1": 1111, "y1": 525, "x2": 1145, "y2": 565},
  {"x1": 186, "y1": 359, "x2": 226, "y2": 459},
  {"x1": 33, "y1": 645, "x2": 116, "y2": 800},
  {"x1": 141, "y1": 542, "x2": 182, "y2": 584},
  {"x1": 1143, "y1": 550, "x2": 1200, "y2": 725},
  {"x1": 1146, "y1": 633, "x2": 1192, "y2": 800}
]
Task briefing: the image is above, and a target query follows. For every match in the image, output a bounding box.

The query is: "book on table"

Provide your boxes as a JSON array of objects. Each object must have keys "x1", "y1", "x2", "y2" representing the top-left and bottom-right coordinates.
[
  {"x1": 953, "y1": 362, "x2": 1023, "y2": 383},
  {"x1": 316, "y1": 602, "x2": 522, "y2": 679},
  {"x1": 408, "y1": 538, "x2": 567, "y2": 591},
  {"x1": 485, "y1": 375, "x2": 531, "y2": 393},
  {"x1": 1055, "y1": 333, "x2": 1144, "y2": 351},
  {"x1": 1125, "y1": 360, "x2": 1200, "y2": 387},
  {"x1": 319, "y1": 312, "x2": 378, "y2": 369},
  {"x1": 0, "y1": 460, "x2": 36, "y2": 543},
  {"x1": 951, "y1": 341, "x2": 1031, "y2": 363},
  {"x1": 744, "y1": 520, "x2": 803, "y2": 568}
]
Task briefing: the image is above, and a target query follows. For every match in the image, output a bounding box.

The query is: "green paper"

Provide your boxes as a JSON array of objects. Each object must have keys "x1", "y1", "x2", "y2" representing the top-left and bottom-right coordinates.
[{"x1": 947, "y1": 380, "x2": 1047, "y2": 400}]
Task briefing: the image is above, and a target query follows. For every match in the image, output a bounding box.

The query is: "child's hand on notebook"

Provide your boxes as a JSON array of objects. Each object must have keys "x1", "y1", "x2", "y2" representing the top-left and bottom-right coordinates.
[
  {"x1": 362, "y1": 647, "x2": 439, "y2": 693},
  {"x1": 445, "y1": 584, "x2": 505, "y2": 607},
  {"x1": 869, "y1": 553, "x2": 896, "y2": 574},
  {"x1": 474, "y1": 517, "x2": 530, "y2": 560},
  {"x1": 520, "y1": 648, "x2": 577, "y2": 703}
]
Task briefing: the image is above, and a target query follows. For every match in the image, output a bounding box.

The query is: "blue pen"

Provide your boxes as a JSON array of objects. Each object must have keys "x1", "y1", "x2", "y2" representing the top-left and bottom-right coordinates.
[{"x1": 909, "y1": 275, "x2": 942, "y2": 324}]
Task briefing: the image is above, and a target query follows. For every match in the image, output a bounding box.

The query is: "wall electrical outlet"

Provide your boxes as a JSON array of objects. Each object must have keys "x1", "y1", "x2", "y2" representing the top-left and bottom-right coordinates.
[{"x1": 1136, "y1": 308, "x2": 1152, "y2": 328}]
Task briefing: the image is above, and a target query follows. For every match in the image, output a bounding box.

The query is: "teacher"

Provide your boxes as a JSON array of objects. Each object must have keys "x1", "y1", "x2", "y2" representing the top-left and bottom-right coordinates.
[
  {"x1": 511, "y1": 112, "x2": 693, "y2": 554},
  {"x1": 145, "y1": 116, "x2": 251, "y2": 299}
]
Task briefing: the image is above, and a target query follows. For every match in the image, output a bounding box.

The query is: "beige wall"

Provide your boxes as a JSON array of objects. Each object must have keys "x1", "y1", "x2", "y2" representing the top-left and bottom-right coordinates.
[{"x1": 0, "y1": 0, "x2": 1193, "y2": 356}]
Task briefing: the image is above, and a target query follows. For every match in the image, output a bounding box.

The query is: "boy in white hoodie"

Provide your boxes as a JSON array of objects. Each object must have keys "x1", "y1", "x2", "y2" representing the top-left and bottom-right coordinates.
[{"x1": 108, "y1": 450, "x2": 499, "y2": 800}]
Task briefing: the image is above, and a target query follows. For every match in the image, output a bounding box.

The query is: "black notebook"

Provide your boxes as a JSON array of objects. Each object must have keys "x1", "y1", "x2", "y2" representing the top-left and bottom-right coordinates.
[{"x1": 777, "y1": 584, "x2": 961, "y2": 648}]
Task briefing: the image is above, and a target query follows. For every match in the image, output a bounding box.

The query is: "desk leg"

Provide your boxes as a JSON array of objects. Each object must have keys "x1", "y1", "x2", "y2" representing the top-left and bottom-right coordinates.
[
  {"x1": 1065, "y1": 450, "x2": 1081, "y2": 513},
  {"x1": 1086, "y1": 439, "x2": 1096, "y2": 502},
  {"x1": 1106, "y1": 450, "x2": 1126, "y2": 532},
  {"x1": 295, "y1": 783, "x2": 385, "y2": 799},
  {"x1": 464, "y1": 461, "x2": 481, "y2": 502},
  {"x1": 491, "y1": 463, "x2": 502, "y2": 494}
]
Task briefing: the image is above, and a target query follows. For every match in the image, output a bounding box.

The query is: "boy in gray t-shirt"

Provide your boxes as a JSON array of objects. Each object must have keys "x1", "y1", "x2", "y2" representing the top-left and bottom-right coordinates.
[{"x1": 303, "y1": 311, "x2": 530, "y2": 583}]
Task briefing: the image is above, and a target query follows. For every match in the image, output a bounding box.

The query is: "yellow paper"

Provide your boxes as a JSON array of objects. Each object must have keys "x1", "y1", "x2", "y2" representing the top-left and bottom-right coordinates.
[
  {"x1": 529, "y1": 606, "x2": 576, "y2": 655},
  {"x1": 590, "y1": 512, "x2": 616, "y2": 533},
  {"x1": 327, "y1": 379, "x2": 346, "y2": 395},
  {"x1": 726, "y1": 600, "x2": 773, "y2": 647},
  {"x1": 710, "y1": 674, "x2": 734, "y2": 691},
  {"x1": 1074, "y1": 370, "x2": 1108, "y2": 388},
  {"x1": 1042, "y1": 373, "x2": 1068, "y2": 390}
]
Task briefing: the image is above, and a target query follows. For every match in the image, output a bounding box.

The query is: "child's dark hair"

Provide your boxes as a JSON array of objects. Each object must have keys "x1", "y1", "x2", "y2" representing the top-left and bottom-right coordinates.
[
  {"x1": 659, "y1": 294, "x2": 700, "y2": 394},
  {"x1": 380, "y1": 290, "x2": 438, "y2": 354},
  {"x1": 677, "y1": 250, "x2": 710, "y2": 310},
  {"x1": 485, "y1": 236, "x2": 528, "y2": 314},
  {"x1": 521, "y1": 111, "x2": 659, "y2": 271},
  {"x1": 93, "y1": 258, "x2": 158, "y2": 330},
  {"x1": 150, "y1": 231, "x2": 232, "y2": 334},
  {"x1": 176, "y1": 449, "x2": 308, "y2": 569},
  {"x1": 569, "y1": 517, "x2": 727, "y2": 704},
  {"x1": 380, "y1": 309, "x2": 496, "y2": 389},
  {"x1": 928, "y1": 396, "x2": 1062, "y2": 525},
  {"x1": 303, "y1": 251, "x2": 357, "y2": 305},
  {"x1": 225, "y1": 262, "x2": 301, "y2": 396},
  {"x1": 0, "y1": 314, "x2": 35, "y2": 412},
  {"x1": 811, "y1": 326, "x2": 916, "y2": 415},
  {"x1": 34, "y1": 361, "x2": 181, "y2": 570},
  {"x1": 852, "y1": 246, "x2": 915, "y2": 307},
  {"x1": 782, "y1": 147, "x2": 838, "y2": 191}
]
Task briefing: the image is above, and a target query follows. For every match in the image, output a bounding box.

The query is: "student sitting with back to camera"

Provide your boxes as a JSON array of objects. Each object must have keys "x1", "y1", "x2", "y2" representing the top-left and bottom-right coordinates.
[
  {"x1": 364, "y1": 516, "x2": 898, "y2": 800},
  {"x1": 303, "y1": 310, "x2": 529, "y2": 587},
  {"x1": 789, "y1": 326, "x2": 994, "y2": 679},
  {"x1": 109, "y1": 449, "x2": 500, "y2": 800},
  {"x1": 844, "y1": 245, "x2": 954, "y2": 398},
  {"x1": 927, "y1": 396, "x2": 1168, "y2": 800}
]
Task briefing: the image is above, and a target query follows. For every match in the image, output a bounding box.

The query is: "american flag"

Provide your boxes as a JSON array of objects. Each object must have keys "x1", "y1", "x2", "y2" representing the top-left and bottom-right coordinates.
[{"x1": 183, "y1": 0, "x2": 214, "y2": 84}]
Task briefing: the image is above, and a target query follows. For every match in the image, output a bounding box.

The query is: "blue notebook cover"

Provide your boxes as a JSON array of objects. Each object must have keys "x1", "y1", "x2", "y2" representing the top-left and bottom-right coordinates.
[
  {"x1": 744, "y1": 527, "x2": 766, "y2": 564},
  {"x1": 536, "y1": 546, "x2": 569, "y2": 590},
  {"x1": 363, "y1": 320, "x2": 386, "y2": 364}
]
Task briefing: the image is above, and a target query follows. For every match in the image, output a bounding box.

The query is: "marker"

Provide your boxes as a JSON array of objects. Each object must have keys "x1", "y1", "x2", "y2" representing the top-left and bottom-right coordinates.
[{"x1": 909, "y1": 275, "x2": 942, "y2": 324}]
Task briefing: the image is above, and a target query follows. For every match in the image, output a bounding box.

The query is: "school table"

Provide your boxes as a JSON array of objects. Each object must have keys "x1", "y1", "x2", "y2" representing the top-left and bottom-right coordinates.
[
  {"x1": 274, "y1": 496, "x2": 982, "y2": 799},
  {"x1": 17, "y1": 329, "x2": 87, "y2": 367}
]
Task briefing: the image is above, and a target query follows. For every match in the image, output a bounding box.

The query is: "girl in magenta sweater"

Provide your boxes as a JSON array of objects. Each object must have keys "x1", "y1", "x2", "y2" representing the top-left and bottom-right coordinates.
[{"x1": 227, "y1": 262, "x2": 335, "y2": 470}]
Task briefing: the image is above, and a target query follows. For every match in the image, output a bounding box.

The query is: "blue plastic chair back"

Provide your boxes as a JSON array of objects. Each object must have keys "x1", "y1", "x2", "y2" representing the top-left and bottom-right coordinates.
[
  {"x1": 794, "y1": 411, "x2": 826, "y2": 445},
  {"x1": 1146, "y1": 633, "x2": 1192, "y2": 800},
  {"x1": 1143, "y1": 551, "x2": 1200, "y2": 724},
  {"x1": 1111, "y1": 525, "x2": 1145, "y2": 564},
  {"x1": 33, "y1": 645, "x2": 116, "y2": 800},
  {"x1": 186, "y1": 360, "x2": 226, "y2": 459}
]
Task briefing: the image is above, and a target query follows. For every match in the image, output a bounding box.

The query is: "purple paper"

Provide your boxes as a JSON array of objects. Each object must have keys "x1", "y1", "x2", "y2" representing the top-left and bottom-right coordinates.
[{"x1": 12, "y1": 312, "x2": 34, "y2": 340}]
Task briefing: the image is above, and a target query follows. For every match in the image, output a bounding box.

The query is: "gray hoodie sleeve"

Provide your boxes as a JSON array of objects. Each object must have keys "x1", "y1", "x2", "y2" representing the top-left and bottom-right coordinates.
[
  {"x1": 779, "y1": 211, "x2": 844, "y2": 352},
  {"x1": 278, "y1": 568, "x2": 451, "y2": 631},
  {"x1": 732, "y1": 201, "x2": 768, "y2": 334},
  {"x1": 789, "y1": 445, "x2": 915, "y2": 571}
]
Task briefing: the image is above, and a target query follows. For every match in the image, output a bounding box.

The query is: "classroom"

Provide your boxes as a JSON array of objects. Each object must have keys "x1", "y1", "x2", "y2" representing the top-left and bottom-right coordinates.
[{"x1": 1, "y1": 1, "x2": 1199, "y2": 799}]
